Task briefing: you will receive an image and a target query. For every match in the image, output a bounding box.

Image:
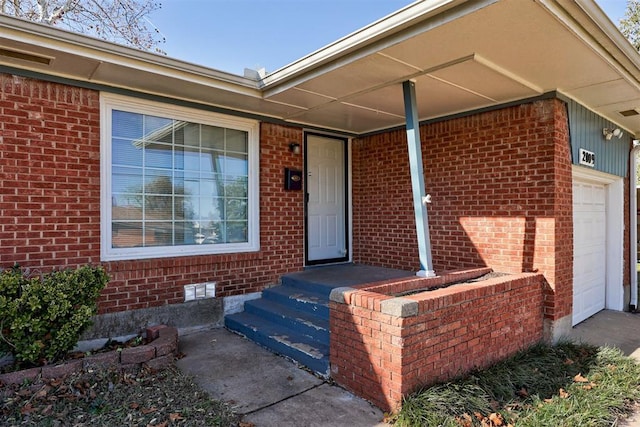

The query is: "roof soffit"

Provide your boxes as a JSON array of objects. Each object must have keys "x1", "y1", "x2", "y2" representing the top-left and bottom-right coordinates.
[{"x1": 0, "y1": 1, "x2": 639, "y2": 135}]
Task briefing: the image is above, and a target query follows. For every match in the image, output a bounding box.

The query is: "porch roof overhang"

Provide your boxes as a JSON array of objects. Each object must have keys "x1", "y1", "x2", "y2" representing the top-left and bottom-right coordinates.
[{"x1": 0, "y1": 0, "x2": 639, "y2": 136}]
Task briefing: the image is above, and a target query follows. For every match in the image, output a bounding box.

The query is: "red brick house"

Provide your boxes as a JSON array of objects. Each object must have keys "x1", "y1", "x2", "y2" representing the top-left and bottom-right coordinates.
[{"x1": 0, "y1": 0, "x2": 638, "y2": 406}]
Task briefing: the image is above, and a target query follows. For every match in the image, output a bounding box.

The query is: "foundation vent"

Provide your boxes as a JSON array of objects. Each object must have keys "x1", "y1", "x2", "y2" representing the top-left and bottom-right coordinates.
[{"x1": 184, "y1": 282, "x2": 216, "y2": 302}]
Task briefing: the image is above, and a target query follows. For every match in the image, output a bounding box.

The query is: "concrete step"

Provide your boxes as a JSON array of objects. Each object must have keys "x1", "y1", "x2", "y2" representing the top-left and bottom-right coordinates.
[
  {"x1": 262, "y1": 286, "x2": 329, "y2": 318},
  {"x1": 225, "y1": 311, "x2": 329, "y2": 376},
  {"x1": 244, "y1": 298, "x2": 329, "y2": 343},
  {"x1": 280, "y1": 273, "x2": 338, "y2": 297}
]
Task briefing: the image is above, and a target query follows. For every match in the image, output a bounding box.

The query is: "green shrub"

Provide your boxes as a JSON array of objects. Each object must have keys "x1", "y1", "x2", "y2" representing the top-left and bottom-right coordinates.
[{"x1": 0, "y1": 265, "x2": 108, "y2": 367}]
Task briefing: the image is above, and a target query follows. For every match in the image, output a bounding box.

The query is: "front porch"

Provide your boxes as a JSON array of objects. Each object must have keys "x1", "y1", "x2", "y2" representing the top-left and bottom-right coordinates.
[
  {"x1": 225, "y1": 264, "x2": 414, "y2": 375},
  {"x1": 226, "y1": 264, "x2": 548, "y2": 411}
]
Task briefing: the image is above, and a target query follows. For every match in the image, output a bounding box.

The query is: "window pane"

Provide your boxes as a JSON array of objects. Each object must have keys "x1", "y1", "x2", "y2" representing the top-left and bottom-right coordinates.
[
  {"x1": 225, "y1": 153, "x2": 248, "y2": 177},
  {"x1": 226, "y1": 198, "x2": 247, "y2": 221},
  {"x1": 109, "y1": 107, "x2": 252, "y2": 253},
  {"x1": 173, "y1": 120, "x2": 200, "y2": 147},
  {"x1": 227, "y1": 221, "x2": 248, "y2": 243},
  {"x1": 201, "y1": 125, "x2": 225, "y2": 150},
  {"x1": 147, "y1": 222, "x2": 173, "y2": 246},
  {"x1": 200, "y1": 150, "x2": 221, "y2": 173},
  {"x1": 201, "y1": 178, "x2": 221, "y2": 198},
  {"x1": 145, "y1": 142, "x2": 173, "y2": 169},
  {"x1": 112, "y1": 222, "x2": 143, "y2": 248},
  {"x1": 112, "y1": 198, "x2": 142, "y2": 220},
  {"x1": 144, "y1": 115, "x2": 173, "y2": 141},
  {"x1": 226, "y1": 129, "x2": 248, "y2": 152},
  {"x1": 225, "y1": 178, "x2": 248, "y2": 198},
  {"x1": 175, "y1": 196, "x2": 195, "y2": 222},
  {"x1": 112, "y1": 111, "x2": 143, "y2": 139},
  {"x1": 177, "y1": 146, "x2": 201, "y2": 171},
  {"x1": 112, "y1": 138, "x2": 143, "y2": 167},
  {"x1": 146, "y1": 195, "x2": 173, "y2": 220},
  {"x1": 112, "y1": 166, "x2": 142, "y2": 193},
  {"x1": 182, "y1": 123, "x2": 200, "y2": 147},
  {"x1": 183, "y1": 173, "x2": 200, "y2": 198},
  {"x1": 199, "y1": 197, "x2": 222, "y2": 221},
  {"x1": 175, "y1": 221, "x2": 195, "y2": 245},
  {"x1": 144, "y1": 173, "x2": 173, "y2": 195}
]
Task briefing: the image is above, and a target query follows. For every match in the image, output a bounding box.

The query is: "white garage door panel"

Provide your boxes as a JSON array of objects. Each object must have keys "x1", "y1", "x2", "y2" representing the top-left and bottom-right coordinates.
[{"x1": 572, "y1": 181, "x2": 606, "y2": 326}]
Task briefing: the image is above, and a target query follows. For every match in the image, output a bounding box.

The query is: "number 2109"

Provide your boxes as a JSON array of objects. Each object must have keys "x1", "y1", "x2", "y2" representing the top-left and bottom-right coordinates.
[
  {"x1": 579, "y1": 149, "x2": 595, "y2": 167},
  {"x1": 581, "y1": 151, "x2": 595, "y2": 164}
]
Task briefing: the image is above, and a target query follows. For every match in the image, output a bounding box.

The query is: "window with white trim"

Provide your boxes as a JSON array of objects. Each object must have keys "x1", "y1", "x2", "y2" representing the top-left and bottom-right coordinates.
[{"x1": 100, "y1": 94, "x2": 259, "y2": 261}]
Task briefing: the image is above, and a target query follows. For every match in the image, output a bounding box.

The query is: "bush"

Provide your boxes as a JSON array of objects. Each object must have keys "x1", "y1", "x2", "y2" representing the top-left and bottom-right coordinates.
[{"x1": 0, "y1": 265, "x2": 108, "y2": 367}]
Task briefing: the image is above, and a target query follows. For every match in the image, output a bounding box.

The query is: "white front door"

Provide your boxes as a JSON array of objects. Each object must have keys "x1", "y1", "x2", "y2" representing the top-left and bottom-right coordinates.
[
  {"x1": 572, "y1": 179, "x2": 607, "y2": 325},
  {"x1": 305, "y1": 134, "x2": 348, "y2": 264}
]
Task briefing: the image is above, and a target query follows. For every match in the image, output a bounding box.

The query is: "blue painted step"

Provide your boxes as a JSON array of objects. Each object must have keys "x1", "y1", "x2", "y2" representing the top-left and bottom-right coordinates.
[
  {"x1": 244, "y1": 298, "x2": 329, "y2": 343},
  {"x1": 280, "y1": 274, "x2": 338, "y2": 297},
  {"x1": 262, "y1": 286, "x2": 330, "y2": 318},
  {"x1": 225, "y1": 311, "x2": 329, "y2": 375},
  {"x1": 225, "y1": 274, "x2": 333, "y2": 376}
]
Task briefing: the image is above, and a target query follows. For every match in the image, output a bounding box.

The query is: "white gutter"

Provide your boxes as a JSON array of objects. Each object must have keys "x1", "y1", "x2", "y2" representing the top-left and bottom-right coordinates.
[
  {"x1": 540, "y1": 0, "x2": 640, "y2": 95},
  {"x1": 631, "y1": 143, "x2": 640, "y2": 310},
  {"x1": 0, "y1": 15, "x2": 261, "y2": 92},
  {"x1": 573, "y1": 0, "x2": 640, "y2": 73}
]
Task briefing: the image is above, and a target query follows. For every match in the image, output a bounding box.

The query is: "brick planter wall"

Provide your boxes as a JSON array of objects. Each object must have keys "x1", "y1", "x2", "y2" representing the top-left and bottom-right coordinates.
[
  {"x1": 0, "y1": 325, "x2": 178, "y2": 386},
  {"x1": 329, "y1": 270, "x2": 545, "y2": 411}
]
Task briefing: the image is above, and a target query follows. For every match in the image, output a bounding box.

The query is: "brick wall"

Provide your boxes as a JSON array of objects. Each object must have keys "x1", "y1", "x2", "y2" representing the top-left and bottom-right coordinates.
[
  {"x1": 0, "y1": 73, "x2": 304, "y2": 314},
  {"x1": 0, "y1": 74, "x2": 102, "y2": 268},
  {"x1": 330, "y1": 272, "x2": 545, "y2": 411},
  {"x1": 352, "y1": 98, "x2": 573, "y2": 321}
]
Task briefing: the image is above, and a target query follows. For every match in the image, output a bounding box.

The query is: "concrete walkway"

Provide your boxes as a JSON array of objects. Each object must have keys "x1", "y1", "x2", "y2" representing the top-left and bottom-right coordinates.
[
  {"x1": 567, "y1": 310, "x2": 640, "y2": 427},
  {"x1": 176, "y1": 328, "x2": 388, "y2": 427},
  {"x1": 176, "y1": 310, "x2": 640, "y2": 426},
  {"x1": 567, "y1": 310, "x2": 640, "y2": 361}
]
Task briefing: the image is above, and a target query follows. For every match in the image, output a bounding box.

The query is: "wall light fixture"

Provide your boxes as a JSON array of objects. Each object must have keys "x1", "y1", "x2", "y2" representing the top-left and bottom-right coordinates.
[
  {"x1": 289, "y1": 142, "x2": 301, "y2": 154},
  {"x1": 603, "y1": 127, "x2": 623, "y2": 140}
]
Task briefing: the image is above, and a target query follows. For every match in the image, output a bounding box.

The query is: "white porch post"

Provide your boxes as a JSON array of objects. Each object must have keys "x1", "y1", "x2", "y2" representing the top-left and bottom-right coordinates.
[{"x1": 402, "y1": 80, "x2": 435, "y2": 277}]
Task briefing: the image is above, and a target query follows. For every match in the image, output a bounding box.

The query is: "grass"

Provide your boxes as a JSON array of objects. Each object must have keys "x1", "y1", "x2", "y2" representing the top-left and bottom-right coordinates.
[
  {"x1": 392, "y1": 342, "x2": 640, "y2": 427},
  {"x1": 2, "y1": 341, "x2": 639, "y2": 426},
  {"x1": 0, "y1": 366, "x2": 239, "y2": 426}
]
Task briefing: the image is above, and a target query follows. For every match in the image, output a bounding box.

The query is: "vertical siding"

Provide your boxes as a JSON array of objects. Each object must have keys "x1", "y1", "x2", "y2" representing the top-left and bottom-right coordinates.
[{"x1": 567, "y1": 99, "x2": 629, "y2": 177}]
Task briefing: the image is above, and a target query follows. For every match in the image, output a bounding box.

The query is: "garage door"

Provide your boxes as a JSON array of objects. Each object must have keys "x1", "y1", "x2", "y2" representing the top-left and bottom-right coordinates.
[{"x1": 572, "y1": 180, "x2": 606, "y2": 325}]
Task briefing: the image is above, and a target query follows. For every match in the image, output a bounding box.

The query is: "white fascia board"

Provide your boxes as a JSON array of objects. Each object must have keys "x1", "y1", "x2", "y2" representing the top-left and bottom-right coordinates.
[
  {"x1": 0, "y1": 15, "x2": 262, "y2": 96},
  {"x1": 260, "y1": 0, "x2": 497, "y2": 92},
  {"x1": 573, "y1": 0, "x2": 640, "y2": 71},
  {"x1": 538, "y1": 0, "x2": 640, "y2": 94}
]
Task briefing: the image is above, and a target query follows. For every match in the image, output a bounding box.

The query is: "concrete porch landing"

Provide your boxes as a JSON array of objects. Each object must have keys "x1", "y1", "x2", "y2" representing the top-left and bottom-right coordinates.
[{"x1": 287, "y1": 263, "x2": 415, "y2": 288}]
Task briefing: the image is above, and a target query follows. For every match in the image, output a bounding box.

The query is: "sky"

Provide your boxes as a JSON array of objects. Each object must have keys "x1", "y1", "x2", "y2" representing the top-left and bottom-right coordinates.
[{"x1": 148, "y1": 0, "x2": 630, "y2": 76}]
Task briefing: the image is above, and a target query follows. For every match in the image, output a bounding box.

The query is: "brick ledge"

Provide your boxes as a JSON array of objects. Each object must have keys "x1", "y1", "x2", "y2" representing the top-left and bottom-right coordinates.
[{"x1": 0, "y1": 325, "x2": 178, "y2": 386}]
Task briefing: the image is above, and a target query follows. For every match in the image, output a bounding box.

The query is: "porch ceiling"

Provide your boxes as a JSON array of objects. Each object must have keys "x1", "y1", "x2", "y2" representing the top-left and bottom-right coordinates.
[{"x1": 0, "y1": 0, "x2": 639, "y2": 136}]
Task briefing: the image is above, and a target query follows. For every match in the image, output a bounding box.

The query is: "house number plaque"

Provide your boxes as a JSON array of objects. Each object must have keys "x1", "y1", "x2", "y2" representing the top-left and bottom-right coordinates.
[{"x1": 579, "y1": 148, "x2": 595, "y2": 168}]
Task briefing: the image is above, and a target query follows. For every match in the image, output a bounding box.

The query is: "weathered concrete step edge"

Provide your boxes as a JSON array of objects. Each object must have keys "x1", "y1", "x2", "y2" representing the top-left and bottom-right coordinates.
[
  {"x1": 280, "y1": 274, "x2": 337, "y2": 297},
  {"x1": 244, "y1": 298, "x2": 329, "y2": 344},
  {"x1": 262, "y1": 286, "x2": 330, "y2": 318},
  {"x1": 0, "y1": 325, "x2": 178, "y2": 387},
  {"x1": 225, "y1": 312, "x2": 329, "y2": 376}
]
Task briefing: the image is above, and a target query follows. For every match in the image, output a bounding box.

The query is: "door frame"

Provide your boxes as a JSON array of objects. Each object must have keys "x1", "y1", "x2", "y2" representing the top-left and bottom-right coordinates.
[
  {"x1": 304, "y1": 132, "x2": 350, "y2": 266},
  {"x1": 572, "y1": 166, "x2": 624, "y2": 325}
]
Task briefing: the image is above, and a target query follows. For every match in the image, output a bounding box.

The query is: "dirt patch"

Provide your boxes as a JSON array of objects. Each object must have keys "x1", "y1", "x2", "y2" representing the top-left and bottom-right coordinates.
[
  {"x1": 1, "y1": 366, "x2": 239, "y2": 426},
  {"x1": 393, "y1": 271, "x2": 510, "y2": 297}
]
